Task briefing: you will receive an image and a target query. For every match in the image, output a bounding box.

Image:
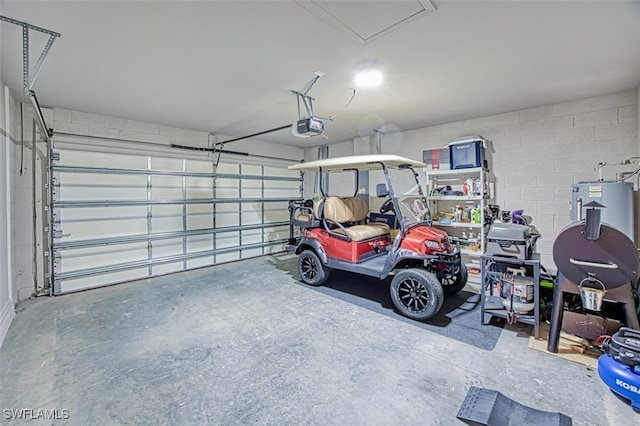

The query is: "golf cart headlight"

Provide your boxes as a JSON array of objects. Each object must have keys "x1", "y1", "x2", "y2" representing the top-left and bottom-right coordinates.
[{"x1": 425, "y1": 240, "x2": 440, "y2": 250}]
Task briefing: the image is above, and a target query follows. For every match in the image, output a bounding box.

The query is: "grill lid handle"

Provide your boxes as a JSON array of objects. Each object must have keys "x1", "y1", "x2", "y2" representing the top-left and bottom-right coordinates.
[{"x1": 569, "y1": 258, "x2": 618, "y2": 269}]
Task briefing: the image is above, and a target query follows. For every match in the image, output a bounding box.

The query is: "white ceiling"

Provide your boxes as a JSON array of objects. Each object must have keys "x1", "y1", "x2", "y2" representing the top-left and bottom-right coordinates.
[{"x1": 1, "y1": 1, "x2": 640, "y2": 148}]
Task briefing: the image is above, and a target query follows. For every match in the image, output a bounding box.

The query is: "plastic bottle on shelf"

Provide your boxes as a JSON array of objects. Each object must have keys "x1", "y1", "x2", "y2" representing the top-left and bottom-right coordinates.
[{"x1": 473, "y1": 206, "x2": 481, "y2": 223}]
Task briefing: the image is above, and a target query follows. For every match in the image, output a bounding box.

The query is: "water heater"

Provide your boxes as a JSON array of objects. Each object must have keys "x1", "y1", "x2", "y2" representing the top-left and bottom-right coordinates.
[{"x1": 570, "y1": 181, "x2": 635, "y2": 242}]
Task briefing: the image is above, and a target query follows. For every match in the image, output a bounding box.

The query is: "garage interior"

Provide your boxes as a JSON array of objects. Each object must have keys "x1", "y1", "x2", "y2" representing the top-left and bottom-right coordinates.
[{"x1": 1, "y1": 1, "x2": 639, "y2": 424}]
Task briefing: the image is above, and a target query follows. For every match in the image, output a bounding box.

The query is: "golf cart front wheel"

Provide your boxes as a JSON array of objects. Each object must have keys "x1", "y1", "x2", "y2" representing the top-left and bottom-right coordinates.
[
  {"x1": 298, "y1": 249, "x2": 329, "y2": 286},
  {"x1": 440, "y1": 262, "x2": 468, "y2": 294},
  {"x1": 390, "y1": 269, "x2": 443, "y2": 321}
]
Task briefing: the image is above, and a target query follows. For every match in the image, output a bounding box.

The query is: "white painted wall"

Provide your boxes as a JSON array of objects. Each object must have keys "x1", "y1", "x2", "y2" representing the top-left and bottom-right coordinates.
[
  {"x1": 52, "y1": 109, "x2": 302, "y2": 166},
  {"x1": 0, "y1": 78, "x2": 16, "y2": 348},
  {"x1": 305, "y1": 90, "x2": 639, "y2": 270}
]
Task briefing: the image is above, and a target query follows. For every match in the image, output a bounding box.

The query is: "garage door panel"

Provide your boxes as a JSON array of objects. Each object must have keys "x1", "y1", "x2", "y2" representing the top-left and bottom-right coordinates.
[
  {"x1": 58, "y1": 185, "x2": 147, "y2": 202},
  {"x1": 242, "y1": 164, "x2": 262, "y2": 175},
  {"x1": 241, "y1": 229, "x2": 262, "y2": 245},
  {"x1": 264, "y1": 166, "x2": 298, "y2": 178},
  {"x1": 151, "y1": 216, "x2": 183, "y2": 233},
  {"x1": 52, "y1": 149, "x2": 301, "y2": 294},
  {"x1": 150, "y1": 205, "x2": 183, "y2": 232},
  {"x1": 215, "y1": 178, "x2": 239, "y2": 198},
  {"x1": 265, "y1": 227, "x2": 289, "y2": 240},
  {"x1": 151, "y1": 176, "x2": 182, "y2": 199},
  {"x1": 187, "y1": 204, "x2": 213, "y2": 215},
  {"x1": 264, "y1": 212, "x2": 288, "y2": 223},
  {"x1": 242, "y1": 210, "x2": 262, "y2": 225},
  {"x1": 216, "y1": 163, "x2": 239, "y2": 174},
  {"x1": 242, "y1": 248, "x2": 263, "y2": 258},
  {"x1": 59, "y1": 151, "x2": 147, "y2": 169},
  {"x1": 266, "y1": 179, "x2": 301, "y2": 189},
  {"x1": 186, "y1": 213, "x2": 212, "y2": 230},
  {"x1": 264, "y1": 188, "x2": 298, "y2": 198},
  {"x1": 216, "y1": 252, "x2": 239, "y2": 263},
  {"x1": 215, "y1": 212, "x2": 239, "y2": 227},
  {"x1": 186, "y1": 178, "x2": 214, "y2": 198},
  {"x1": 186, "y1": 160, "x2": 214, "y2": 173},
  {"x1": 60, "y1": 242, "x2": 148, "y2": 271},
  {"x1": 187, "y1": 257, "x2": 214, "y2": 269},
  {"x1": 241, "y1": 186, "x2": 262, "y2": 198},
  {"x1": 59, "y1": 205, "x2": 147, "y2": 221},
  {"x1": 216, "y1": 233, "x2": 238, "y2": 249},
  {"x1": 187, "y1": 214, "x2": 213, "y2": 230},
  {"x1": 59, "y1": 172, "x2": 147, "y2": 188},
  {"x1": 151, "y1": 157, "x2": 183, "y2": 171},
  {"x1": 152, "y1": 262, "x2": 184, "y2": 275},
  {"x1": 59, "y1": 219, "x2": 148, "y2": 241},
  {"x1": 151, "y1": 238, "x2": 183, "y2": 258},
  {"x1": 264, "y1": 245, "x2": 283, "y2": 254},
  {"x1": 58, "y1": 267, "x2": 150, "y2": 293},
  {"x1": 187, "y1": 235, "x2": 213, "y2": 252}
]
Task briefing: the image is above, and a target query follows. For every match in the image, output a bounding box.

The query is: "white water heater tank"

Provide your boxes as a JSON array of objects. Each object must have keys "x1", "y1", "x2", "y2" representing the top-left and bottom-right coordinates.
[{"x1": 570, "y1": 181, "x2": 635, "y2": 243}]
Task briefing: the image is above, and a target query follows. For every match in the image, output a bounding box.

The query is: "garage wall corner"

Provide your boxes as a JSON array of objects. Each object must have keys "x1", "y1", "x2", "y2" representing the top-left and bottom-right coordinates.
[{"x1": 0, "y1": 81, "x2": 16, "y2": 348}]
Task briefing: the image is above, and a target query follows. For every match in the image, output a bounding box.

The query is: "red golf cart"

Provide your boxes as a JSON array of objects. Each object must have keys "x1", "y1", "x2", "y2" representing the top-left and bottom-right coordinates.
[{"x1": 286, "y1": 155, "x2": 467, "y2": 321}]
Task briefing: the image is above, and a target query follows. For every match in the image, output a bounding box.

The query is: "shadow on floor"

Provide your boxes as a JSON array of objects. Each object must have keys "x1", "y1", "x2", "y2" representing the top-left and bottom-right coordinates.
[{"x1": 271, "y1": 254, "x2": 505, "y2": 350}]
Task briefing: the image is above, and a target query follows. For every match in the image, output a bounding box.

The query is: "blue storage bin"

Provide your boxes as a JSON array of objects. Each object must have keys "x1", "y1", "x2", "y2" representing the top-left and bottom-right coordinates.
[{"x1": 449, "y1": 139, "x2": 485, "y2": 169}]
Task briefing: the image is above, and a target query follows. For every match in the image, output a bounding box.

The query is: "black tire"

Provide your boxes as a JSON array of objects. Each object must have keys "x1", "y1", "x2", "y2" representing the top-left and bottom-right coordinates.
[
  {"x1": 439, "y1": 262, "x2": 468, "y2": 294},
  {"x1": 298, "y1": 250, "x2": 329, "y2": 286},
  {"x1": 390, "y1": 269, "x2": 444, "y2": 321}
]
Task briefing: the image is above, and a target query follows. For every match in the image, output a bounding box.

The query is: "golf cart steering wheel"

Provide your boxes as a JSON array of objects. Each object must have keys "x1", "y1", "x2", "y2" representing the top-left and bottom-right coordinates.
[{"x1": 380, "y1": 198, "x2": 394, "y2": 214}]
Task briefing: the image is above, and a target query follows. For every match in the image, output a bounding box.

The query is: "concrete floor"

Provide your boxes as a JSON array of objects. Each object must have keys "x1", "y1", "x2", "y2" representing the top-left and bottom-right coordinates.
[{"x1": 0, "y1": 254, "x2": 632, "y2": 425}]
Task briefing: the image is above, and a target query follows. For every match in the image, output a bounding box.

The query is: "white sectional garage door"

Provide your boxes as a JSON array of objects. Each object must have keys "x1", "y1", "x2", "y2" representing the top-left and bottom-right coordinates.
[{"x1": 51, "y1": 149, "x2": 301, "y2": 294}]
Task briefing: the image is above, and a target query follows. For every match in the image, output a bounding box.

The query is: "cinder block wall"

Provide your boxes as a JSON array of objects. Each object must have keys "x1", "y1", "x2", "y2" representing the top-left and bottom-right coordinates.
[
  {"x1": 52, "y1": 109, "x2": 302, "y2": 164},
  {"x1": 305, "y1": 90, "x2": 639, "y2": 270}
]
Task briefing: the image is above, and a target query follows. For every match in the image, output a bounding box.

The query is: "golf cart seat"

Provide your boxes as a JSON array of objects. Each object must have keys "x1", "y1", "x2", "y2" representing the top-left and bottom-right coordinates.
[{"x1": 322, "y1": 196, "x2": 390, "y2": 241}]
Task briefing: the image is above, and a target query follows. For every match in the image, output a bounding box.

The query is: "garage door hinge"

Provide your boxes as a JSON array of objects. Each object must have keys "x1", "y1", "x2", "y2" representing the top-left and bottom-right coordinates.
[{"x1": 50, "y1": 150, "x2": 60, "y2": 161}]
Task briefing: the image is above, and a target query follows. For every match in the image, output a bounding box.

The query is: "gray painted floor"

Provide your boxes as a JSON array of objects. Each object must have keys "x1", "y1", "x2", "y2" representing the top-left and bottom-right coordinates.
[{"x1": 0, "y1": 254, "x2": 632, "y2": 425}]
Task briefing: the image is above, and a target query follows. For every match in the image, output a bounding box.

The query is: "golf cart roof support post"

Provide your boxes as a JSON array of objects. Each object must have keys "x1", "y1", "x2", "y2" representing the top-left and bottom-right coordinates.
[
  {"x1": 318, "y1": 166, "x2": 326, "y2": 197},
  {"x1": 339, "y1": 168, "x2": 359, "y2": 198},
  {"x1": 354, "y1": 169, "x2": 359, "y2": 198},
  {"x1": 382, "y1": 164, "x2": 405, "y2": 232}
]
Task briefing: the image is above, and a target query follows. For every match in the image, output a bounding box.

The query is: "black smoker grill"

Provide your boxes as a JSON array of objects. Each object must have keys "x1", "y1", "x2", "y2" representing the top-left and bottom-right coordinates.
[{"x1": 547, "y1": 204, "x2": 639, "y2": 353}]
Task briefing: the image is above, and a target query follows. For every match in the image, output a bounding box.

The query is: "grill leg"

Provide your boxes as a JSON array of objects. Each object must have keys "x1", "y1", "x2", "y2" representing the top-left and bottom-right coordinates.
[{"x1": 547, "y1": 275, "x2": 565, "y2": 353}]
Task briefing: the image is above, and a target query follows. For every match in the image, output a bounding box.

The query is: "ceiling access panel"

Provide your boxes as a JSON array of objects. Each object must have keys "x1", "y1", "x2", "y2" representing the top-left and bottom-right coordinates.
[{"x1": 50, "y1": 147, "x2": 302, "y2": 295}]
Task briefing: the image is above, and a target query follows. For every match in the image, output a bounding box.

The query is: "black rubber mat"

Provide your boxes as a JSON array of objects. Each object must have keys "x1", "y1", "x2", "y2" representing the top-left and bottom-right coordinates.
[
  {"x1": 457, "y1": 386, "x2": 572, "y2": 426},
  {"x1": 276, "y1": 257, "x2": 504, "y2": 350}
]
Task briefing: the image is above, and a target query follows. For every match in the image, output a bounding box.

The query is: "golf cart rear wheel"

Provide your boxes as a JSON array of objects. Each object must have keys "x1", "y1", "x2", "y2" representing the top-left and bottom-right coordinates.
[
  {"x1": 390, "y1": 269, "x2": 443, "y2": 321},
  {"x1": 440, "y1": 262, "x2": 468, "y2": 294},
  {"x1": 298, "y1": 249, "x2": 329, "y2": 286}
]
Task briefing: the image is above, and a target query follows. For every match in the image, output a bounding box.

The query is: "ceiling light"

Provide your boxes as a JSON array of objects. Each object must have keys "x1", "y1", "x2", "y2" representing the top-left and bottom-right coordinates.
[{"x1": 354, "y1": 69, "x2": 383, "y2": 88}]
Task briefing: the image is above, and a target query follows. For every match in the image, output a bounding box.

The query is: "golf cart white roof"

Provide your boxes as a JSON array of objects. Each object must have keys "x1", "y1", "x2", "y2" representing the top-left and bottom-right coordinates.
[{"x1": 288, "y1": 155, "x2": 426, "y2": 172}]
